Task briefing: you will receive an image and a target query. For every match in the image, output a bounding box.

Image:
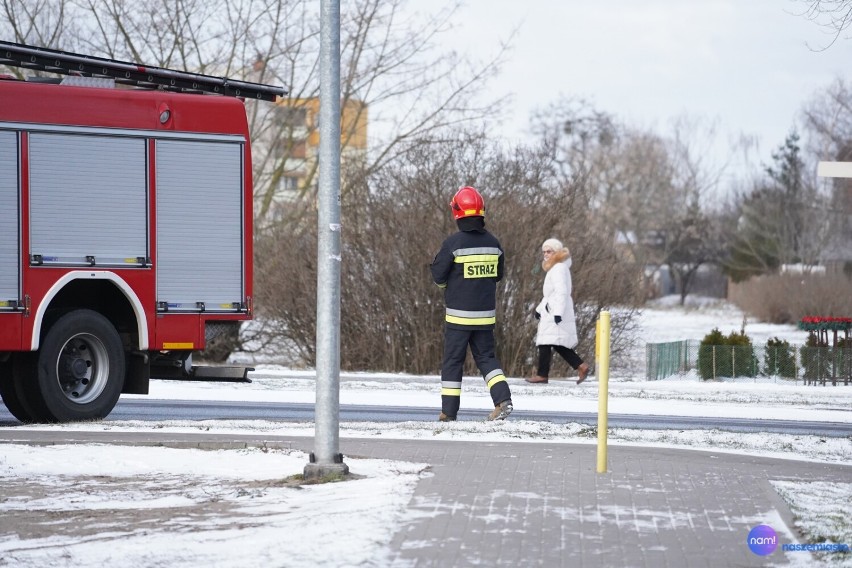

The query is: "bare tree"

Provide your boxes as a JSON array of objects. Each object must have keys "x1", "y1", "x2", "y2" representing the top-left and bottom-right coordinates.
[
  {"x1": 656, "y1": 117, "x2": 730, "y2": 303},
  {"x1": 800, "y1": 77, "x2": 852, "y2": 274},
  {"x1": 243, "y1": 0, "x2": 513, "y2": 219},
  {"x1": 254, "y1": 131, "x2": 642, "y2": 375},
  {"x1": 663, "y1": 204, "x2": 727, "y2": 305},
  {"x1": 531, "y1": 100, "x2": 729, "y2": 303},
  {"x1": 0, "y1": 0, "x2": 76, "y2": 59},
  {"x1": 796, "y1": 0, "x2": 852, "y2": 49},
  {"x1": 0, "y1": 0, "x2": 511, "y2": 220},
  {"x1": 801, "y1": 77, "x2": 852, "y2": 161}
]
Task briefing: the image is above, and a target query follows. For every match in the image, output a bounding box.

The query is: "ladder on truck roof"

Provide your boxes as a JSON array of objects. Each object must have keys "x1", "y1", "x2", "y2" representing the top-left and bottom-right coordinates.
[{"x1": 0, "y1": 40, "x2": 286, "y2": 101}]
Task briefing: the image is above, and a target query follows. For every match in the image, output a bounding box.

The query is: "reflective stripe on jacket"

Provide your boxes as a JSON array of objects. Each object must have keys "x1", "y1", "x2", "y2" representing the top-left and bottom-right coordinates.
[{"x1": 431, "y1": 229, "x2": 504, "y2": 330}]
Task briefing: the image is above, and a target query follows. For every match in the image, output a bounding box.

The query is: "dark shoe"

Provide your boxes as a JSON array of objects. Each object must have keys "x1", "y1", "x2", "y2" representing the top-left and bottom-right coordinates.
[
  {"x1": 577, "y1": 363, "x2": 590, "y2": 384},
  {"x1": 526, "y1": 375, "x2": 549, "y2": 384},
  {"x1": 487, "y1": 400, "x2": 513, "y2": 421},
  {"x1": 438, "y1": 413, "x2": 456, "y2": 422}
]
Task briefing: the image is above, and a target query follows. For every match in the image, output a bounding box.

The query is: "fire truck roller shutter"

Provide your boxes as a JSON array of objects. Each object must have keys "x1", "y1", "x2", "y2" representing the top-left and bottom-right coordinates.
[
  {"x1": 0, "y1": 131, "x2": 23, "y2": 420},
  {"x1": 0, "y1": 131, "x2": 18, "y2": 306},
  {"x1": 29, "y1": 133, "x2": 147, "y2": 266},
  {"x1": 155, "y1": 140, "x2": 243, "y2": 311}
]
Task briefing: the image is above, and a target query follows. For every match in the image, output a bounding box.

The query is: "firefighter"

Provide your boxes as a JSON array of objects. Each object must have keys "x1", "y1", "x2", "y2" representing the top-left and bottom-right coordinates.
[{"x1": 430, "y1": 186, "x2": 513, "y2": 422}]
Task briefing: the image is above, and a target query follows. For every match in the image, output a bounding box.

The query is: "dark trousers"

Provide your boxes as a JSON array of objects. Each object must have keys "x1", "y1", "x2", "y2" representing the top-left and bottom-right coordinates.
[
  {"x1": 441, "y1": 327, "x2": 511, "y2": 417},
  {"x1": 537, "y1": 344, "x2": 584, "y2": 378}
]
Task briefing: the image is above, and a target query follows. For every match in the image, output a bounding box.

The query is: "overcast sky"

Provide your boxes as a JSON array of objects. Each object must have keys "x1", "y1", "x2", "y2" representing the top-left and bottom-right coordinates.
[{"x1": 432, "y1": 0, "x2": 850, "y2": 170}]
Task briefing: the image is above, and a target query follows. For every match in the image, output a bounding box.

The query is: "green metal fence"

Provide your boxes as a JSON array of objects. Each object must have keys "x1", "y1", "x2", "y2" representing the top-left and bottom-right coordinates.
[
  {"x1": 646, "y1": 340, "x2": 852, "y2": 384},
  {"x1": 645, "y1": 341, "x2": 693, "y2": 380}
]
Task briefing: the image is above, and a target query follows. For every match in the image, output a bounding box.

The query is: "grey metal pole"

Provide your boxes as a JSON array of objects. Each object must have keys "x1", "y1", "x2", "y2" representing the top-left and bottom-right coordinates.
[{"x1": 304, "y1": 0, "x2": 348, "y2": 480}]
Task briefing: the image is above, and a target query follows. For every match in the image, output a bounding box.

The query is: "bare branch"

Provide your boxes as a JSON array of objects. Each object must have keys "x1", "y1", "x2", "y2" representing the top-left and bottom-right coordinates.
[{"x1": 793, "y1": 0, "x2": 852, "y2": 50}]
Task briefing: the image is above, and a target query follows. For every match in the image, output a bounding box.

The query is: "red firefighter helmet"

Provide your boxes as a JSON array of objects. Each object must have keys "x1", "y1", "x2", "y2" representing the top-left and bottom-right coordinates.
[{"x1": 450, "y1": 186, "x2": 485, "y2": 220}]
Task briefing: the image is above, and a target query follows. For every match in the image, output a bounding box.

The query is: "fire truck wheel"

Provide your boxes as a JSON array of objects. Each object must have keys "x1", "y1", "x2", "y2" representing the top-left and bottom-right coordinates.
[
  {"x1": 0, "y1": 356, "x2": 36, "y2": 423},
  {"x1": 27, "y1": 309, "x2": 125, "y2": 423}
]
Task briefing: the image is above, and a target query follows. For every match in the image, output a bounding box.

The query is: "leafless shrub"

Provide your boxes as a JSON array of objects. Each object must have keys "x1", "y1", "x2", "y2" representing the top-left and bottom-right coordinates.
[
  {"x1": 254, "y1": 134, "x2": 643, "y2": 375},
  {"x1": 252, "y1": 198, "x2": 320, "y2": 365},
  {"x1": 729, "y1": 272, "x2": 852, "y2": 323}
]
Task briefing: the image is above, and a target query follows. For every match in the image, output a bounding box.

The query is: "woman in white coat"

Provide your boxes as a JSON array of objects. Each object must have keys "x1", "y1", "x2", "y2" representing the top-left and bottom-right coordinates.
[{"x1": 526, "y1": 238, "x2": 589, "y2": 384}]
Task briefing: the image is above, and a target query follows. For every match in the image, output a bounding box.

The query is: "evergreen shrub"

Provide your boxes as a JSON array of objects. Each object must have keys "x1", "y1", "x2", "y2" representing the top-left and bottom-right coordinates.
[
  {"x1": 764, "y1": 337, "x2": 796, "y2": 379},
  {"x1": 698, "y1": 328, "x2": 757, "y2": 379},
  {"x1": 698, "y1": 328, "x2": 725, "y2": 380}
]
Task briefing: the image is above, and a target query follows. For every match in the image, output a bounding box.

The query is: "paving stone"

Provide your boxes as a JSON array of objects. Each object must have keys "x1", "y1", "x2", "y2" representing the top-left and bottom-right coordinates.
[{"x1": 2, "y1": 431, "x2": 849, "y2": 566}]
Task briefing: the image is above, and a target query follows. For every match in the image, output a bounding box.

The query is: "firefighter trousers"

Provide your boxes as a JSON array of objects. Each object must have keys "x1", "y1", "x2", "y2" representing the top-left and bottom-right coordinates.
[{"x1": 440, "y1": 327, "x2": 511, "y2": 418}]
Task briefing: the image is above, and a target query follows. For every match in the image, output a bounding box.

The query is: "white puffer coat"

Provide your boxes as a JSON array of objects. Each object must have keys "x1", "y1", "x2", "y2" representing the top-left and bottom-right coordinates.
[{"x1": 535, "y1": 251, "x2": 578, "y2": 349}]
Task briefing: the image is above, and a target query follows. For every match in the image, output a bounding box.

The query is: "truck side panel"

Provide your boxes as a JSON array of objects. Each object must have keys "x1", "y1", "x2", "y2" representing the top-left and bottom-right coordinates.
[
  {"x1": 155, "y1": 140, "x2": 245, "y2": 312},
  {"x1": 0, "y1": 315, "x2": 22, "y2": 350},
  {"x1": 0, "y1": 81, "x2": 251, "y2": 136},
  {"x1": 23, "y1": 269, "x2": 153, "y2": 351},
  {"x1": 1, "y1": 81, "x2": 253, "y2": 357},
  {"x1": 155, "y1": 313, "x2": 203, "y2": 349},
  {"x1": 0, "y1": 131, "x2": 19, "y2": 306},
  {"x1": 0, "y1": 130, "x2": 22, "y2": 349},
  {"x1": 29, "y1": 133, "x2": 148, "y2": 267},
  {"x1": 0, "y1": 42, "x2": 281, "y2": 421}
]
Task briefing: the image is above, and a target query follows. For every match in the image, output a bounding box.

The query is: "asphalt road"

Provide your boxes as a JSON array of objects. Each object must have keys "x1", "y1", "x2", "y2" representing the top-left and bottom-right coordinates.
[{"x1": 3, "y1": 398, "x2": 846, "y2": 437}]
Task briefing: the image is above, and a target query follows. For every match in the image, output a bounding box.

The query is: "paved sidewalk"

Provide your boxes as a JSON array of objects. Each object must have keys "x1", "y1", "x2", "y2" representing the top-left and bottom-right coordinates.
[
  {"x1": 2, "y1": 430, "x2": 850, "y2": 567},
  {"x1": 337, "y1": 438, "x2": 851, "y2": 567}
]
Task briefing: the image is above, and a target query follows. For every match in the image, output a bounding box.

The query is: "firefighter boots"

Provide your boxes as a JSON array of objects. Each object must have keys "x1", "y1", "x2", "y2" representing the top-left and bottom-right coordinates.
[{"x1": 487, "y1": 399, "x2": 513, "y2": 421}]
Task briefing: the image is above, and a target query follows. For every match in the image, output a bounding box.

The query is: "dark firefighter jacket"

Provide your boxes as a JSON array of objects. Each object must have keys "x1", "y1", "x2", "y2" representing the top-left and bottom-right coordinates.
[{"x1": 431, "y1": 220, "x2": 504, "y2": 330}]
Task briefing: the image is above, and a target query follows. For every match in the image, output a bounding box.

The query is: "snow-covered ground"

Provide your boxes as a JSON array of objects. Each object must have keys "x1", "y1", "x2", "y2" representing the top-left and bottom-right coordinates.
[
  {"x1": 1, "y1": 297, "x2": 850, "y2": 567},
  {"x1": 636, "y1": 294, "x2": 809, "y2": 346}
]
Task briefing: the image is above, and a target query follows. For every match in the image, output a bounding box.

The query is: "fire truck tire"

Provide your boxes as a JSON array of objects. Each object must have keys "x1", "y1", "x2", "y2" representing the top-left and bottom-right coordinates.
[
  {"x1": 22, "y1": 309, "x2": 126, "y2": 423},
  {"x1": 0, "y1": 357, "x2": 36, "y2": 423}
]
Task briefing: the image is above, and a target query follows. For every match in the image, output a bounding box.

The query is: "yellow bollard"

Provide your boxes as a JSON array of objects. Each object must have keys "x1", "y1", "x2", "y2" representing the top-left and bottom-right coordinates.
[
  {"x1": 595, "y1": 318, "x2": 601, "y2": 362},
  {"x1": 596, "y1": 311, "x2": 611, "y2": 474}
]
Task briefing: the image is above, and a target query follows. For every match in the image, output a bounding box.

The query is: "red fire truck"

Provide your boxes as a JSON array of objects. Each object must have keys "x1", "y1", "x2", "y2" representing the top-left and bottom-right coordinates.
[{"x1": 0, "y1": 42, "x2": 285, "y2": 423}]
